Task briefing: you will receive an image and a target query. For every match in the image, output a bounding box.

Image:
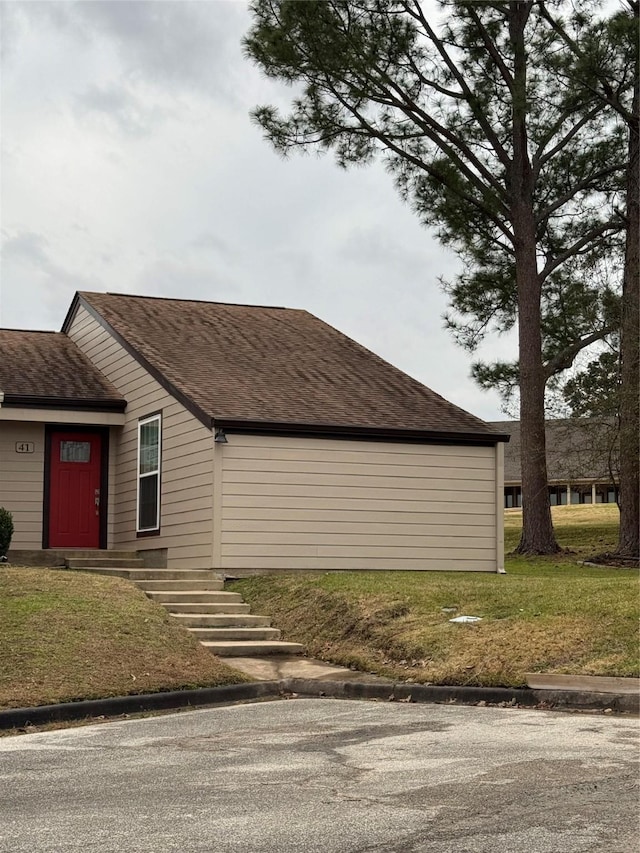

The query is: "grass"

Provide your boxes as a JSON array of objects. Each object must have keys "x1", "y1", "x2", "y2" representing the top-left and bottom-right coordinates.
[
  {"x1": 2, "y1": 506, "x2": 635, "y2": 707},
  {"x1": 0, "y1": 568, "x2": 251, "y2": 710},
  {"x1": 232, "y1": 505, "x2": 639, "y2": 688},
  {"x1": 504, "y1": 503, "x2": 622, "y2": 564}
]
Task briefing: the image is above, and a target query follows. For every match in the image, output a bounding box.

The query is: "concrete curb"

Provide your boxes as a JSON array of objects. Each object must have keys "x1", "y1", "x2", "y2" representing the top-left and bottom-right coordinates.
[
  {"x1": 1, "y1": 679, "x2": 637, "y2": 730},
  {"x1": 0, "y1": 682, "x2": 282, "y2": 730},
  {"x1": 282, "y1": 679, "x2": 640, "y2": 714}
]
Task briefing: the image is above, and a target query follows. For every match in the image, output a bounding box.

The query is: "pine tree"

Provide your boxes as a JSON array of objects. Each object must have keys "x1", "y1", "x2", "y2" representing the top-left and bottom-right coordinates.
[
  {"x1": 245, "y1": 1, "x2": 630, "y2": 553},
  {"x1": 541, "y1": 0, "x2": 638, "y2": 561}
]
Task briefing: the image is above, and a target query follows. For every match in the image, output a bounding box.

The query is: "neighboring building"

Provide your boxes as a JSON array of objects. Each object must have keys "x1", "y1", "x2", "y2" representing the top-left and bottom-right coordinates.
[
  {"x1": 490, "y1": 420, "x2": 619, "y2": 509},
  {"x1": 1, "y1": 291, "x2": 509, "y2": 572}
]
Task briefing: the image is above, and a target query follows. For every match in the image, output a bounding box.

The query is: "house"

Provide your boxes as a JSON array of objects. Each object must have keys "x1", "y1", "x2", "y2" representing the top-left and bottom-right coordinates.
[
  {"x1": 490, "y1": 420, "x2": 619, "y2": 508},
  {"x1": 1, "y1": 292, "x2": 509, "y2": 573}
]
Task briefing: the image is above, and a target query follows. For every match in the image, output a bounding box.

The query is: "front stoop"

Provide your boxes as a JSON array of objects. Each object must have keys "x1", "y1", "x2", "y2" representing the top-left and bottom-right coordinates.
[{"x1": 62, "y1": 558, "x2": 304, "y2": 657}]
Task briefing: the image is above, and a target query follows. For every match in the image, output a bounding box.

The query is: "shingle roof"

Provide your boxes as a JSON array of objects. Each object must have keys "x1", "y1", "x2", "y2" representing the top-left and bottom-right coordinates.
[
  {"x1": 74, "y1": 291, "x2": 505, "y2": 440},
  {"x1": 490, "y1": 420, "x2": 618, "y2": 483},
  {"x1": 0, "y1": 329, "x2": 126, "y2": 408}
]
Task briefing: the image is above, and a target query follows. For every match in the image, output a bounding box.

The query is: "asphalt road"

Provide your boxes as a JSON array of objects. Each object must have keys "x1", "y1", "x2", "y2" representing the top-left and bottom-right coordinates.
[{"x1": 1, "y1": 698, "x2": 638, "y2": 853}]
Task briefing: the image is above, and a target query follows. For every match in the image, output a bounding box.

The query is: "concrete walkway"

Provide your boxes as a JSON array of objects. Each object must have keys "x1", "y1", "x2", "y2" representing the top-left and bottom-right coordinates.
[
  {"x1": 229, "y1": 654, "x2": 391, "y2": 683},
  {"x1": 230, "y1": 657, "x2": 640, "y2": 697}
]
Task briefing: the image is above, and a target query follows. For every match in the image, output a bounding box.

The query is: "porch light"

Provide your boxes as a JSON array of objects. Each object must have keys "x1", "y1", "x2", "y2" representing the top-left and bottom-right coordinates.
[{"x1": 214, "y1": 428, "x2": 228, "y2": 444}]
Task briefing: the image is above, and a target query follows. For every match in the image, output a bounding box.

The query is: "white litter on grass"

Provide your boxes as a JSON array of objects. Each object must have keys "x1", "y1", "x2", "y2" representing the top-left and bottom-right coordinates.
[{"x1": 448, "y1": 615, "x2": 482, "y2": 623}]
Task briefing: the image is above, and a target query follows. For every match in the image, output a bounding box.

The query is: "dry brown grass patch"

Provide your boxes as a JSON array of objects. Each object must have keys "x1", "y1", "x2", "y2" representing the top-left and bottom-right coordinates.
[{"x1": 0, "y1": 568, "x2": 251, "y2": 709}]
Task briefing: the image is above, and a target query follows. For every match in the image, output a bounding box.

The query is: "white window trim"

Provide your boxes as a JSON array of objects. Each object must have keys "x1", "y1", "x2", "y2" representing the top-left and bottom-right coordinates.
[{"x1": 136, "y1": 413, "x2": 162, "y2": 533}]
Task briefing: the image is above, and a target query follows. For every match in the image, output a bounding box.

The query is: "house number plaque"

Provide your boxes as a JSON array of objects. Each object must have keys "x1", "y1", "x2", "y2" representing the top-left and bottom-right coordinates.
[{"x1": 15, "y1": 442, "x2": 35, "y2": 454}]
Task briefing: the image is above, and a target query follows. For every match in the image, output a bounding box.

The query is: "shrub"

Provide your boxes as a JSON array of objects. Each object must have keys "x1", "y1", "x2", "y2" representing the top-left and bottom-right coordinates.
[{"x1": 0, "y1": 508, "x2": 14, "y2": 558}]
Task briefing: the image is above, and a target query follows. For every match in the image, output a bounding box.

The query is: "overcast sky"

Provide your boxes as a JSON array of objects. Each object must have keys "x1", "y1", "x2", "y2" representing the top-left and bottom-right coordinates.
[{"x1": 0, "y1": 0, "x2": 517, "y2": 421}]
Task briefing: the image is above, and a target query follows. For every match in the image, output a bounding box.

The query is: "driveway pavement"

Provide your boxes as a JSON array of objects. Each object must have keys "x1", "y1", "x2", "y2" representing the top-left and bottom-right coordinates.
[{"x1": 1, "y1": 698, "x2": 638, "y2": 853}]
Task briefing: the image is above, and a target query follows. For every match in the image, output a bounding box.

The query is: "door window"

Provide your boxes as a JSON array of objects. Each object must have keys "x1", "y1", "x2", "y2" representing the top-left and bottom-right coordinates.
[{"x1": 60, "y1": 440, "x2": 91, "y2": 463}]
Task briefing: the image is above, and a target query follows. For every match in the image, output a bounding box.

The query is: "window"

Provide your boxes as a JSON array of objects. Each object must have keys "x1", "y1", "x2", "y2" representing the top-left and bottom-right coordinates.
[
  {"x1": 503, "y1": 486, "x2": 522, "y2": 508},
  {"x1": 60, "y1": 440, "x2": 91, "y2": 463},
  {"x1": 137, "y1": 413, "x2": 161, "y2": 533}
]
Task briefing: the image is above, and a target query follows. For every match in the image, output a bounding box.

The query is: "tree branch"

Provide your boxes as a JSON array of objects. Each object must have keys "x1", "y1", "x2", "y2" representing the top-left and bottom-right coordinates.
[
  {"x1": 535, "y1": 164, "x2": 626, "y2": 224},
  {"x1": 538, "y1": 1, "x2": 636, "y2": 125},
  {"x1": 361, "y1": 70, "x2": 510, "y2": 201},
  {"x1": 544, "y1": 324, "x2": 619, "y2": 378},
  {"x1": 401, "y1": 0, "x2": 512, "y2": 168},
  {"x1": 534, "y1": 105, "x2": 606, "y2": 171},
  {"x1": 403, "y1": 54, "x2": 465, "y2": 100},
  {"x1": 466, "y1": 5, "x2": 515, "y2": 94},
  {"x1": 538, "y1": 220, "x2": 621, "y2": 281},
  {"x1": 324, "y1": 2, "x2": 511, "y2": 201},
  {"x1": 323, "y1": 79, "x2": 515, "y2": 241}
]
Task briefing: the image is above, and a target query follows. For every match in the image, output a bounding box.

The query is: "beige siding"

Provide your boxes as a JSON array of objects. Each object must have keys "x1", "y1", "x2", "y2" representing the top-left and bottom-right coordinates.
[
  {"x1": 0, "y1": 422, "x2": 45, "y2": 549},
  {"x1": 219, "y1": 435, "x2": 498, "y2": 572},
  {"x1": 67, "y1": 306, "x2": 214, "y2": 569}
]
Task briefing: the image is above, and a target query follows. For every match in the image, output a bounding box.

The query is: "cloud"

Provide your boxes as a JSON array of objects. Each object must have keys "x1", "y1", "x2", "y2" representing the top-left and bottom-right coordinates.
[
  {"x1": 7, "y1": 0, "x2": 251, "y2": 102},
  {"x1": 190, "y1": 232, "x2": 236, "y2": 258},
  {"x1": 2, "y1": 231, "x2": 51, "y2": 267},
  {"x1": 1, "y1": 230, "x2": 99, "y2": 328},
  {"x1": 3, "y1": 0, "x2": 252, "y2": 139},
  {"x1": 136, "y1": 255, "x2": 240, "y2": 302},
  {"x1": 73, "y1": 82, "x2": 163, "y2": 137}
]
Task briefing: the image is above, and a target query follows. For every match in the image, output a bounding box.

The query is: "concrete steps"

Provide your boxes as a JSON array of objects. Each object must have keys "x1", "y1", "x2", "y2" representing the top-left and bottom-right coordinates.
[
  {"x1": 66, "y1": 567, "x2": 223, "y2": 582},
  {"x1": 189, "y1": 627, "x2": 282, "y2": 641},
  {"x1": 135, "y1": 580, "x2": 225, "y2": 592},
  {"x1": 162, "y1": 602, "x2": 251, "y2": 614},
  {"x1": 61, "y1": 557, "x2": 304, "y2": 657},
  {"x1": 200, "y1": 640, "x2": 307, "y2": 656},
  {"x1": 66, "y1": 557, "x2": 146, "y2": 570},
  {"x1": 169, "y1": 612, "x2": 280, "y2": 644},
  {"x1": 62, "y1": 554, "x2": 148, "y2": 580},
  {"x1": 147, "y1": 590, "x2": 239, "y2": 605},
  {"x1": 171, "y1": 614, "x2": 272, "y2": 628},
  {"x1": 66, "y1": 550, "x2": 139, "y2": 560},
  {"x1": 131, "y1": 570, "x2": 223, "y2": 581}
]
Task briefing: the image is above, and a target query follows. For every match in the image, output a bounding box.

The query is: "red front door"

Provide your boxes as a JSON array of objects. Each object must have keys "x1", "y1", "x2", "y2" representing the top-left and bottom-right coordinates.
[{"x1": 49, "y1": 431, "x2": 102, "y2": 549}]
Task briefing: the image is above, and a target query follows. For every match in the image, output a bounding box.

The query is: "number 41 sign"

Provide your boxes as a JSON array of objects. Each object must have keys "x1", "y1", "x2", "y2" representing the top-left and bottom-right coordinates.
[{"x1": 15, "y1": 442, "x2": 35, "y2": 454}]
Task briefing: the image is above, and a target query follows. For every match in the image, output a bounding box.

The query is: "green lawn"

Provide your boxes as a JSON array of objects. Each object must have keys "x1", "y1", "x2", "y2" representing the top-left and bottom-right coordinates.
[
  {"x1": 233, "y1": 505, "x2": 639, "y2": 687},
  {"x1": 504, "y1": 503, "x2": 623, "y2": 568},
  {"x1": 0, "y1": 568, "x2": 251, "y2": 710}
]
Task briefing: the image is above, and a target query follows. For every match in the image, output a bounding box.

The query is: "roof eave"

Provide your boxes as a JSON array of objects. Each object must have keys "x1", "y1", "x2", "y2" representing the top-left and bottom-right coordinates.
[
  {"x1": 1, "y1": 395, "x2": 127, "y2": 413},
  {"x1": 214, "y1": 418, "x2": 510, "y2": 445}
]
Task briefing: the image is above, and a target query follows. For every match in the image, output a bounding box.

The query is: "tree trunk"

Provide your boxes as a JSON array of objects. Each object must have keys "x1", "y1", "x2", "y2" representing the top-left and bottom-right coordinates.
[
  {"x1": 513, "y1": 209, "x2": 560, "y2": 554},
  {"x1": 616, "y1": 62, "x2": 639, "y2": 563},
  {"x1": 510, "y1": 0, "x2": 560, "y2": 555}
]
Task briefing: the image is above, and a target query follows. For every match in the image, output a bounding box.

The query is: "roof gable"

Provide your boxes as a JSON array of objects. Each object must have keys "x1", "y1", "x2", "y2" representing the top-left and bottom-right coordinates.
[{"x1": 67, "y1": 291, "x2": 505, "y2": 442}]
